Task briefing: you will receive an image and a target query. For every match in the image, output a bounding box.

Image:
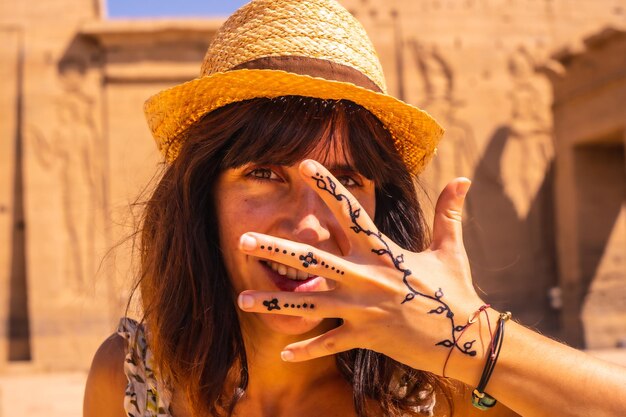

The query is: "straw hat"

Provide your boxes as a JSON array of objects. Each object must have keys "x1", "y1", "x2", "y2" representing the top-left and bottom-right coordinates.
[{"x1": 144, "y1": 0, "x2": 444, "y2": 175}]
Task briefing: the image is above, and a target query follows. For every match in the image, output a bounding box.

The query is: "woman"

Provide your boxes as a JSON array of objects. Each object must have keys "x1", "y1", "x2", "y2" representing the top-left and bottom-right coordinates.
[{"x1": 83, "y1": 1, "x2": 626, "y2": 417}]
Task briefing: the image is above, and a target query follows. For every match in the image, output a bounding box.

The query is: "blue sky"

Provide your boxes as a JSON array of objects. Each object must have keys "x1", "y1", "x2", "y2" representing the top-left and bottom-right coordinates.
[{"x1": 107, "y1": 0, "x2": 250, "y2": 18}]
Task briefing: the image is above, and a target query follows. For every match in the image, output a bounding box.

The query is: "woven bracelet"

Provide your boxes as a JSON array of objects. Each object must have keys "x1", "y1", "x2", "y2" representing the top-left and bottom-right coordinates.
[{"x1": 471, "y1": 311, "x2": 512, "y2": 410}]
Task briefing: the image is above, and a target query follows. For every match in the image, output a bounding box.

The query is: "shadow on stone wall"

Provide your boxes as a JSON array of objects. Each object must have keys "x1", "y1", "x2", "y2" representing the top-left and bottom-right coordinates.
[
  {"x1": 465, "y1": 125, "x2": 560, "y2": 337},
  {"x1": 8, "y1": 31, "x2": 30, "y2": 361},
  {"x1": 575, "y1": 143, "x2": 626, "y2": 348}
]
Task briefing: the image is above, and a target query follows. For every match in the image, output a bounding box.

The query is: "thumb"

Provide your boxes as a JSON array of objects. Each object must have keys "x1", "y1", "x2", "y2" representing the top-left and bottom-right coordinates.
[{"x1": 431, "y1": 178, "x2": 471, "y2": 252}]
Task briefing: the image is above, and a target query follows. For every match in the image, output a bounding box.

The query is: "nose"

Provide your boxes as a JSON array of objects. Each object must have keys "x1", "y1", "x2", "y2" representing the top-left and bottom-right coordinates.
[{"x1": 287, "y1": 186, "x2": 332, "y2": 244}]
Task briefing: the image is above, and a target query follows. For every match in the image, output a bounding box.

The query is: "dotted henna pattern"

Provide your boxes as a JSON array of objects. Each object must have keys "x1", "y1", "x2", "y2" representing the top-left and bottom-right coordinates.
[
  {"x1": 261, "y1": 298, "x2": 315, "y2": 312},
  {"x1": 257, "y1": 246, "x2": 344, "y2": 275}
]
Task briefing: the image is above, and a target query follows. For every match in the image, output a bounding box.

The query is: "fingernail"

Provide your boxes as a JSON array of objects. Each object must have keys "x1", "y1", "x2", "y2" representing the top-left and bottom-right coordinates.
[
  {"x1": 456, "y1": 180, "x2": 471, "y2": 197},
  {"x1": 239, "y1": 234, "x2": 257, "y2": 251},
  {"x1": 301, "y1": 160, "x2": 317, "y2": 176},
  {"x1": 238, "y1": 294, "x2": 254, "y2": 309},
  {"x1": 281, "y1": 350, "x2": 294, "y2": 362}
]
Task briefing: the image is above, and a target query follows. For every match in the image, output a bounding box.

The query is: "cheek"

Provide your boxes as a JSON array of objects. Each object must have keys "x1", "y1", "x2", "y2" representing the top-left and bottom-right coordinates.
[
  {"x1": 218, "y1": 197, "x2": 255, "y2": 264},
  {"x1": 356, "y1": 191, "x2": 376, "y2": 221},
  {"x1": 364, "y1": 198, "x2": 375, "y2": 220},
  {"x1": 217, "y1": 194, "x2": 280, "y2": 279},
  {"x1": 218, "y1": 195, "x2": 278, "y2": 241},
  {"x1": 217, "y1": 198, "x2": 250, "y2": 294}
]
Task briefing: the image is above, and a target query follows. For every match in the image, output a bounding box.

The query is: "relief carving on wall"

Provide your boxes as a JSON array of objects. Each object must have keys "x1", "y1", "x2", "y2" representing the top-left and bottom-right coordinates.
[
  {"x1": 501, "y1": 47, "x2": 553, "y2": 218},
  {"x1": 28, "y1": 56, "x2": 105, "y2": 297},
  {"x1": 406, "y1": 39, "x2": 479, "y2": 195}
]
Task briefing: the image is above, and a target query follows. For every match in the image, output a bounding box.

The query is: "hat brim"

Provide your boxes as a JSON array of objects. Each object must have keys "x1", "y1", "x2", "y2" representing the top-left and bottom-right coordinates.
[{"x1": 144, "y1": 68, "x2": 443, "y2": 175}]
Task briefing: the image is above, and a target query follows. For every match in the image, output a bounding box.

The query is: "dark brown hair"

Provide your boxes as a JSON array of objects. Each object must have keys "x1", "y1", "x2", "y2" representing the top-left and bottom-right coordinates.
[{"x1": 137, "y1": 96, "x2": 451, "y2": 416}]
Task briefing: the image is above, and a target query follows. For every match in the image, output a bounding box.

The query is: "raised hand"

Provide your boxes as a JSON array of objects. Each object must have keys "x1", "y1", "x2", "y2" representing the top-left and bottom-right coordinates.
[{"x1": 237, "y1": 159, "x2": 490, "y2": 377}]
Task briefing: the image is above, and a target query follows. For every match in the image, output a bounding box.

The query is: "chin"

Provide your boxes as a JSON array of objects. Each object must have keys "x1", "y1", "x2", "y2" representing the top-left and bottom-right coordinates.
[{"x1": 259, "y1": 314, "x2": 332, "y2": 336}]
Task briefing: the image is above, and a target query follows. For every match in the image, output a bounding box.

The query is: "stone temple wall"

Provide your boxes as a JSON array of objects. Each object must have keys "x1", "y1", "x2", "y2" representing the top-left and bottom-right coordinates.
[
  {"x1": 0, "y1": 0, "x2": 624, "y2": 372},
  {"x1": 0, "y1": 0, "x2": 108, "y2": 372},
  {"x1": 545, "y1": 28, "x2": 626, "y2": 348}
]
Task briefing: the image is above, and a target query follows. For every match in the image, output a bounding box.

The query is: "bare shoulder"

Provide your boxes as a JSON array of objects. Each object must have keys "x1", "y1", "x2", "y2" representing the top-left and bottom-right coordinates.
[{"x1": 83, "y1": 333, "x2": 128, "y2": 417}]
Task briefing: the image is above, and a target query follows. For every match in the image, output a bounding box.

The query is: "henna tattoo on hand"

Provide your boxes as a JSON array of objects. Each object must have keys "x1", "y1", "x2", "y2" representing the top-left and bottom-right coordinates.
[
  {"x1": 262, "y1": 298, "x2": 315, "y2": 311},
  {"x1": 299, "y1": 252, "x2": 318, "y2": 268},
  {"x1": 311, "y1": 172, "x2": 476, "y2": 358},
  {"x1": 263, "y1": 298, "x2": 281, "y2": 311},
  {"x1": 258, "y1": 245, "x2": 344, "y2": 275},
  {"x1": 321, "y1": 260, "x2": 345, "y2": 275}
]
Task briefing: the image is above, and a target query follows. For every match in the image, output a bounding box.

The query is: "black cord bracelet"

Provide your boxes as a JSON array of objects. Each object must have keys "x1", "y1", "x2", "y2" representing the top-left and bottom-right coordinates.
[{"x1": 471, "y1": 311, "x2": 512, "y2": 410}]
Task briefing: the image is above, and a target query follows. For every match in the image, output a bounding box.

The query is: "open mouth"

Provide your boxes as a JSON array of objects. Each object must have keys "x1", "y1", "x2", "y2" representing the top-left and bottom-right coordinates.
[
  {"x1": 257, "y1": 258, "x2": 329, "y2": 292},
  {"x1": 260, "y1": 260, "x2": 316, "y2": 281}
]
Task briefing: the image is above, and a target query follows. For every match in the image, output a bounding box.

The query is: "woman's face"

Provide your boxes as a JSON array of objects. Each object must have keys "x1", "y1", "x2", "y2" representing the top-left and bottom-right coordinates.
[{"x1": 215, "y1": 145, "x2": 376, "y2": 336}]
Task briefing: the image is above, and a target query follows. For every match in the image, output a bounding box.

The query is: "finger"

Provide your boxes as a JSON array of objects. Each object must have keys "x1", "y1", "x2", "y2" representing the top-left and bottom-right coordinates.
[
  {"x1": 280, "y1": 325, "x2": 352, "y2": 362},
  {"x1": 299, "y1": 159, "x2": 380, "y2": 249},
  {"x1": 431, "y1": 177, "x2": 471, "y2": 252},
  {"x1": 239, "y1": 232, "x2": 356, "y2": 282},
  {"x1": 237, "y1": 290, "x2": 344, "y2": 318}
]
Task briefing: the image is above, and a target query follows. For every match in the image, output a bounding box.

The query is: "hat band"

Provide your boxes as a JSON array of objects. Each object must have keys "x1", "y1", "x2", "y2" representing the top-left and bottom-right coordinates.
[{"x1": 232, "y1": 56, "x2": 382, "y2": 93}]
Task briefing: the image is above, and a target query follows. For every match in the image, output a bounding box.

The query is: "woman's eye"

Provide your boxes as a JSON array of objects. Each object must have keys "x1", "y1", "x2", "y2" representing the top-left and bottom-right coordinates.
[
  {"x1": 337, "y1": 175, "x2": 360, "y2": 188},
  {"x1": 246, "y1": 167, "x2": 280, "y2": 181}
]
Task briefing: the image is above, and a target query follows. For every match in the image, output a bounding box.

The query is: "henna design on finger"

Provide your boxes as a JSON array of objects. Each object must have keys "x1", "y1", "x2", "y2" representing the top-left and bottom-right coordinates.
[
  {"x1": 259, "y1": 243, "x2": 344, "y2": 275},
  {"x1": 311, "y1": 171, "x2": 476, "y2": 358},
  {"x1": 280, "y1": 302, "x2": 315, "y2": 309},
  {"x1": 261, "y1": 298, "x2": 316, "y2": 311},
  {"x1": 299, "y1": 252, "x2": 318, "y2": 268},
  {"x1": 287, "y1": 303, "x2": 314, "y2": 309},
  {"x1": 320, "y1": 260, "x2": 345, "y2": 275},
  {"x1": 263, "y1": 298, "x2": 281, "y2": 311}
]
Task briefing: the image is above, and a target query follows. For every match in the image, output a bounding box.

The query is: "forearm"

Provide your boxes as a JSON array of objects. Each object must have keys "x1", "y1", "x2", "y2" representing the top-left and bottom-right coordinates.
[{"x1": 448, "y1": 310, "x2": 626, "y2": 417}]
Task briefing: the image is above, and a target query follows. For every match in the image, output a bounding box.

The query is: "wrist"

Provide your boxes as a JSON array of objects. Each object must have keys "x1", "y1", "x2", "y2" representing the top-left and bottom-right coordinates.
[{"x1": 445, "y1": 307, "x2": 502, "y2": 386}]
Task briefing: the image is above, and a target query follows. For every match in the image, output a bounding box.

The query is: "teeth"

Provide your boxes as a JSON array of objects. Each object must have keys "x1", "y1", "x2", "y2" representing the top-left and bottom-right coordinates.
[
  {"x1": 263, "y1": 260, "x2": 314, "y2": 281},
  {"x1": 286, "y1": 266, "x2": 298, "y2": 280}
]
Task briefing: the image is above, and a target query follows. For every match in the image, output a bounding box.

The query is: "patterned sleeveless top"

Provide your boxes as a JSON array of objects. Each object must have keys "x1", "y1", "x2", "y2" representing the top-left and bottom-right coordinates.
[
  {"x1": 117, "y1": 318, "x2": 173, "y2": 417},
  {"x1": 117, "y1": 317, "x2": 436, "y2": 417}
]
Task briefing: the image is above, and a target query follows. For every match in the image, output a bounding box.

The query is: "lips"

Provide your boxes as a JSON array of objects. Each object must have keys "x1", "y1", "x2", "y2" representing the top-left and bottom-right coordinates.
[{"x1": 258, "y1": 260, "x2": 326, "y2": 292}]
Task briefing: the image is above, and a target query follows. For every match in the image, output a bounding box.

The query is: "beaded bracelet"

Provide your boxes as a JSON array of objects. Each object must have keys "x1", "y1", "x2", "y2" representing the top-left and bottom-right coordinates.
[{"x1": 471, "y1": 311, "x2": 512, "y2": 410}]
